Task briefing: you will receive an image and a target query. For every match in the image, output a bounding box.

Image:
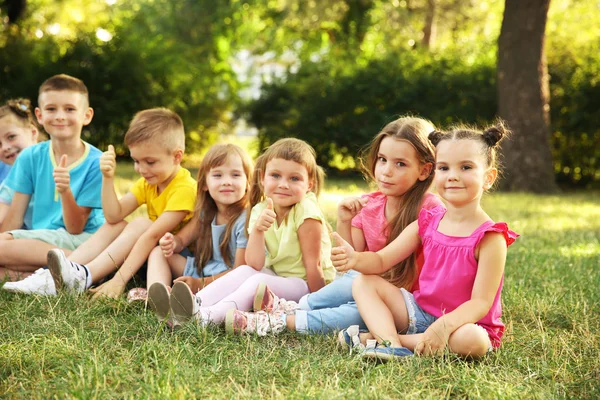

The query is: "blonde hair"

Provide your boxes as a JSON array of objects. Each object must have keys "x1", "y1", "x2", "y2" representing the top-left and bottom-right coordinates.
[
  {"x1": 193, "y1": 144, "x2": 253, "y2": 272},
  {"x1": 360, "y1": 116, "x2": 436, "y2": 290},
  {"x1": 246, "y1": 138, "x2": 325, "y2": 229},
  {"x1": 124, "y1": 108, "x2": 185, "y2": 153},
  {"x1": 0, "y1": 98, "x2": 40, "y2": 131},
  {"x1": 38, "y1": 74, "x2": 89, "y2": 106}
]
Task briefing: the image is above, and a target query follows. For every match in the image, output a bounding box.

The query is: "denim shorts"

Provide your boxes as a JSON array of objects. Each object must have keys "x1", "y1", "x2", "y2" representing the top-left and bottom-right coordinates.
[
  {"x1": 400, "y1": 288, "x2": 493, "y2": 352},
  {"x1": 400, "y1": 288, "x2": 438, "y2": 334}
]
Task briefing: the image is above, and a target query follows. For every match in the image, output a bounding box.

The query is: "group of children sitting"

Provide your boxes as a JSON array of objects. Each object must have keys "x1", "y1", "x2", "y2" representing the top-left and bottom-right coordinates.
[{"x1": 0, "y1": 73, "x2": 518, "y2": 361}]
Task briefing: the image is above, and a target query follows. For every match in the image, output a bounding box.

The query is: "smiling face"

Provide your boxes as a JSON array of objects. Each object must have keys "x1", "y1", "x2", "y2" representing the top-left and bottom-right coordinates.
[
  {"x1": 0, "y1": 116, "x2": 38, "y2": 165},
  {"x1": 261, "y1": 157, "x2": 312, "y2": 215},
  {"x1": 205, "y1": 153, "x2": 248, "y2": 209},
  {"x1": 129, "y1": 140, "x2": 182, "y2": 192},
  {"x1": 374, "y1": 137, "x2": 430, "y2": 199},
  {"x1": 434, "y1": 139, "x2": 497, "y2": 207},
  {"x1": 35, "y1": 90, "x2": 93, "y2": 141}
]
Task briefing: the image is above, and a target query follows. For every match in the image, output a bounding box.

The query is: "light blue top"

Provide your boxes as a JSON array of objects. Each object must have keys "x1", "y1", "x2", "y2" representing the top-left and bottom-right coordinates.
[
  {"x1": 187, "y1": 211, "x2": 248, "y2": 277},
  {"x1": 4, "y1": 140, "x2": 105, "y2": 232},
  {"x1": 0, "y1": 183, "x2": 34, "y2": 229},
  {"x1": 0, "y1": 162, "x2": 11, "y2": 183}
]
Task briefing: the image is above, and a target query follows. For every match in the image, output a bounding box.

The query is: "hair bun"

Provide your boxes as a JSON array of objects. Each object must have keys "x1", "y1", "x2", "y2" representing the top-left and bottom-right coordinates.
[
  {"x1": 428, "y1": 130, "x2": 446, "y2": 146},
  {"x1": 482, "y1": 121, "x2": 509, "y2": 147},
  {"x1": 7, "y1": 98, "x2": 32, "y2": 118}
]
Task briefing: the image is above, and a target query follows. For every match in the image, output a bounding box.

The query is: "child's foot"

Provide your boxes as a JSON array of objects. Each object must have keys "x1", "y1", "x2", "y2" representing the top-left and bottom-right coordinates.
[
  {"x1": 1, "y1": 268, "x2": 56, "y2": 296},
  {"x1": 337, "y1": 325, "x2": 377, "y2": 353},
  {"x1": 362, "y1": 345, "x2": 413, "y2": 361},
  {"x1": 253, "y1": 282, "x2": 299, "y2": 314},
  {"x1": 169, "y1": 281, "x2": 201, "y2": 324},
  {"x1": 47, "y1": 249, "x2": 88, "y2": 293},
  {"x1": 225, "y1": 309, "x2": 286, "y2": 336}
]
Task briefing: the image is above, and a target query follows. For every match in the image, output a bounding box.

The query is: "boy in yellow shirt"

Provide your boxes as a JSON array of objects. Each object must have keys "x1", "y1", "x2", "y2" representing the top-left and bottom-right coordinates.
[{"x1": 47, "y1": 108, "x2": 197, "y2": 299}]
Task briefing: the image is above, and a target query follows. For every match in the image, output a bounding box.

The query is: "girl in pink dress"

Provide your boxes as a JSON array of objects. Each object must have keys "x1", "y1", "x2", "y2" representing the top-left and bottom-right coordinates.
[{"x1": 332, "y1": 122, "x2": 519, "y2": 360}]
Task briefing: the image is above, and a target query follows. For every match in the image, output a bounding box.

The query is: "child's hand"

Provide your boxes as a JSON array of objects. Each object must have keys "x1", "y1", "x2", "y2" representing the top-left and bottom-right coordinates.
[
  {"x1": 89, "y1": 277, "x2": 126, "y2": 300},
  {"x1": 414, "y1": 319, "x2": 450, "y2": 356},
  {"x1": 159, "y1": 232, "x2": 176, "y2": 257},
  {"x1": 255, "y1": 198, "x2": 276, "y2": 232},
  {"x1": 53, "y1": 155, "x2": 71, "y2": 194},
  {"x1": 173, "y1": 276, "x2": 203, "y2": 293},
  {"x1": 338, "y1": 196, "x2": 368, "y2": 223},
  {"x1": 100, "y1": 144, "x2": 117, "y2": 178},
  {"x1": 331, "y1": 232, "x2": 356, "y2": 272}
]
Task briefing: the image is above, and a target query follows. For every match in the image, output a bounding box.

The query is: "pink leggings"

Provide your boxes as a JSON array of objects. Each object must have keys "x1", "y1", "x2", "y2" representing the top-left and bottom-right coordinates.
[{"x1": 196, "y1": 265, "x2": 309, "y2": 324}]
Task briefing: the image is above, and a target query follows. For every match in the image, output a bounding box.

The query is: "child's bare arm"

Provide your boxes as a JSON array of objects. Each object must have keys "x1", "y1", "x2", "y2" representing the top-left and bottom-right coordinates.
[
  {"x1": 0, "y1": 203, "x2": 9, "y2": 226},
  {"x1": 336, "y1": 196, "x2": 368, "y2": 248},
  {"x1": 0, "y1": 192, "x2": 30, "y2": 232},
  {"x1": 332, "y1": 220, "x2": 420, "y2": 274},
  {"x1": 415, "y1": 232, "x2": 507, "y2": 355},
  {"x1": 246, "y1": 200, "x2": 276, "y2": 270},
  {"x1": 91, "y1": 210, "x2": 189, "y2": 298},
  {"x1": 53, "y1": 155, "x2": 93, "y2": 234},
  {"x1": 298, "y1": 218, "x2": 326, "y2": 292}
]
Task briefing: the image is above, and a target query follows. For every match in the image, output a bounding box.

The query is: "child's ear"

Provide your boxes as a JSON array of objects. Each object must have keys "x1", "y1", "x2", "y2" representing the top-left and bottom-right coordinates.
[
  {"x1": 173, "y1": 148, "x2": 184, "y2": 164},
  {"x1": 34, "y1": 107, "x2": 43, "y2": 124},
  {"x1": 82, "y1": 107, "x2": 94, "y2": 126},
  {"x1": 418, "y1": 162, "x2": 433, "y2": 181},
  {"x1": 484, "y1": 168, "x2": 498, "y2": 190}
]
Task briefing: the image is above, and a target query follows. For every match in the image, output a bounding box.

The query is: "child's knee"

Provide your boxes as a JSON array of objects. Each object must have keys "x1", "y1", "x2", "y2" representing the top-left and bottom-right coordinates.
[
  {"x1": 0, "y1": 232, "x2": 13, "y2": 241},
  {"x1": 352, "y1": 274, "x2": 379, "y2": 293},
  {"x1": 450, "y1": 324, "x2": 491, "y2": 358}
]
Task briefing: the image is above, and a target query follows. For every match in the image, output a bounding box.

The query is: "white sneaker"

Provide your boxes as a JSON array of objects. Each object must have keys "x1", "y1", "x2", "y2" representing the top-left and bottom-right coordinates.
[
  {"x1": 47, "y1": 249, "x2": 87, "y2": 293},
  {"x1": 2, "y1": 268, "x2": 56, "y2": 296}
]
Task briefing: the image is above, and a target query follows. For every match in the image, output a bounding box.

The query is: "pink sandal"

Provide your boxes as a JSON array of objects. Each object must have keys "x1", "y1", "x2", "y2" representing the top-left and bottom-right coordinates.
[{"x1": 127, "y1": 287, "x2": 148, "y2": 304}]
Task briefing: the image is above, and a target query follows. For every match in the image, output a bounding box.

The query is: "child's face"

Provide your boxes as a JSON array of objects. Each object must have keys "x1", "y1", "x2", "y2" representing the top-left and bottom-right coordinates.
[
  {"x1": 35, "y1": 90, "x2": 93, "y2": 141},
  {"x1": 129, "y1": 140, "x2": 182, "y2": 192},
  {"x1": 262, "y1": 158, "x2": 312, "y2": 213},
  {"x1": 205, "y1": 153, "x2": 248, "y2": 209},
  {"x1": 0, "y1": 117, "x2": 38, "y2": 165},
  {"x1": 374, "y1": 137, "x2": 431, "y2": 198},
  {"x1": 434, "y1": 139, "x2": 497, "y2": 206}
]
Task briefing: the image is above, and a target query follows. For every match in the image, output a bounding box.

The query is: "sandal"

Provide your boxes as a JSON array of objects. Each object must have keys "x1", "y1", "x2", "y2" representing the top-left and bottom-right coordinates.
[{"x1": 127, "y1": 287, "x2": 148, "y2": 304}]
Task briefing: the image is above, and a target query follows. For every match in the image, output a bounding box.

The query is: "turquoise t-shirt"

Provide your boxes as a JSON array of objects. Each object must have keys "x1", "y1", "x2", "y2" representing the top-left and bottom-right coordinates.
[
  {"x1": 0, "y1": 162, "x2": 10, "y2": 183},
  {"x1": 5, "y1": 140, "x2": 105, "y2": 232}
]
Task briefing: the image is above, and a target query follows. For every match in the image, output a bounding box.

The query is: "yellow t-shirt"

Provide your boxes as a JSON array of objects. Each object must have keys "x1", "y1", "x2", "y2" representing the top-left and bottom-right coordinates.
[
  {"x1": 249, "y1": 192, "x2": 335, "y2": 283},
  {"x1": 130, "y1": 167, "x2": 196, "y2": 234}
]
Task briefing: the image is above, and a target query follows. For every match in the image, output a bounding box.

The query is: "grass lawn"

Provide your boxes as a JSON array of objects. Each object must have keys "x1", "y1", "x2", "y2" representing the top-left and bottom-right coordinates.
[{"x1": 1, "y1": 166, "x2": 599, "y2": 398}]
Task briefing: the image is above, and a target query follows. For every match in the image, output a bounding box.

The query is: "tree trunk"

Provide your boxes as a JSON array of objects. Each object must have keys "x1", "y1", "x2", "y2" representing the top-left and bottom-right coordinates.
[
  {"x1": 422, "y1": 0, "x2": 436, "y2": 49},
  {"x1": 497, "y1": 0, "x2": 558, "y2": 192}
]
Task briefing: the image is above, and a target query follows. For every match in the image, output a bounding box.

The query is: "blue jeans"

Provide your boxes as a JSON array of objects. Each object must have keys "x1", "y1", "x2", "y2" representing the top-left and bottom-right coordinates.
[{"x1": 295, "y1": 270, "x2": 367, "y2": 334}]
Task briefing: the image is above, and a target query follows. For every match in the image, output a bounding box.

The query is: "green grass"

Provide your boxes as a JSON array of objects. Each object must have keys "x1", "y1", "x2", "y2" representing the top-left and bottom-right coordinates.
[{"x1": 1, "y1": 170, "x2": 599, "y2": 398}]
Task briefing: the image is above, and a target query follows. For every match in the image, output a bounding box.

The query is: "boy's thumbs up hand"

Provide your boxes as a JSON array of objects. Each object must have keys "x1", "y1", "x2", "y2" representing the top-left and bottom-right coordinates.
[
  {"x1": 255, "y1": 197, "x2": 276, "y2": 232},
  {"x1": 53, "y1": 154, "x2": 71, "y2": 194},
  {"x1": 100, "y1": 144, "x2": 117, "y2": 178},
  {"x1": 331, "y1": 232, "x2": 356, "y2": 272}
]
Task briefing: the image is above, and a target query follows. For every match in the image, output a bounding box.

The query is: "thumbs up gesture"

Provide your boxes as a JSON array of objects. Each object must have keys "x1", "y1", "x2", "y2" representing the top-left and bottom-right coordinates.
[
  {"x1": 331, "y1": 232, "x2": 357, "y2": 272},
  {"x1": 100, "y1": 144, "x2": 117, "y2": 178},
  {"x1": 53, "y1": 154, "x2": 71, "y2": 193},
  {"x1": 255, "y1": 198, "x2": 277, "y2": 232}
]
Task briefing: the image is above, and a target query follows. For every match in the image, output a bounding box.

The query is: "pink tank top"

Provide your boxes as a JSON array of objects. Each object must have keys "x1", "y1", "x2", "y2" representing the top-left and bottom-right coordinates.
[{"x1": 414, "y1": 206, "x2": 519, "y2": 347}]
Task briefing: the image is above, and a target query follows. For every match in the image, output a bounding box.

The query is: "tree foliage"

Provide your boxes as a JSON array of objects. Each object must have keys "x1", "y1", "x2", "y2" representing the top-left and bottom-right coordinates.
[{"x1": 0, "y1": 0, "x2": 598, "y2": 187}]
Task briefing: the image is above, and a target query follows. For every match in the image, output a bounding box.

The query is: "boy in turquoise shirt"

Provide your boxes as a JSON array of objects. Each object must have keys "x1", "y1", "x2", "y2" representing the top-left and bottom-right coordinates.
[{"x1": 0, "y1": 74, "x2": 104, "y2": 282}]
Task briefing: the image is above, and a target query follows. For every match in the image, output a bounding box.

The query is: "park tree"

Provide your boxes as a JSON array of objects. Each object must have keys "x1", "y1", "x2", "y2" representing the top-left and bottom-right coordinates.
[{"x1": 497, "y1": 0, "x2": 558, "y2": 192}]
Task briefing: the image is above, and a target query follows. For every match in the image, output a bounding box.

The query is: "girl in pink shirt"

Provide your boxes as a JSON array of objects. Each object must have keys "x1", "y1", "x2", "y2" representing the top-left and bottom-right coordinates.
[{"x1": 333, "y1": 121, "x2": 519, "y2": 360}]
